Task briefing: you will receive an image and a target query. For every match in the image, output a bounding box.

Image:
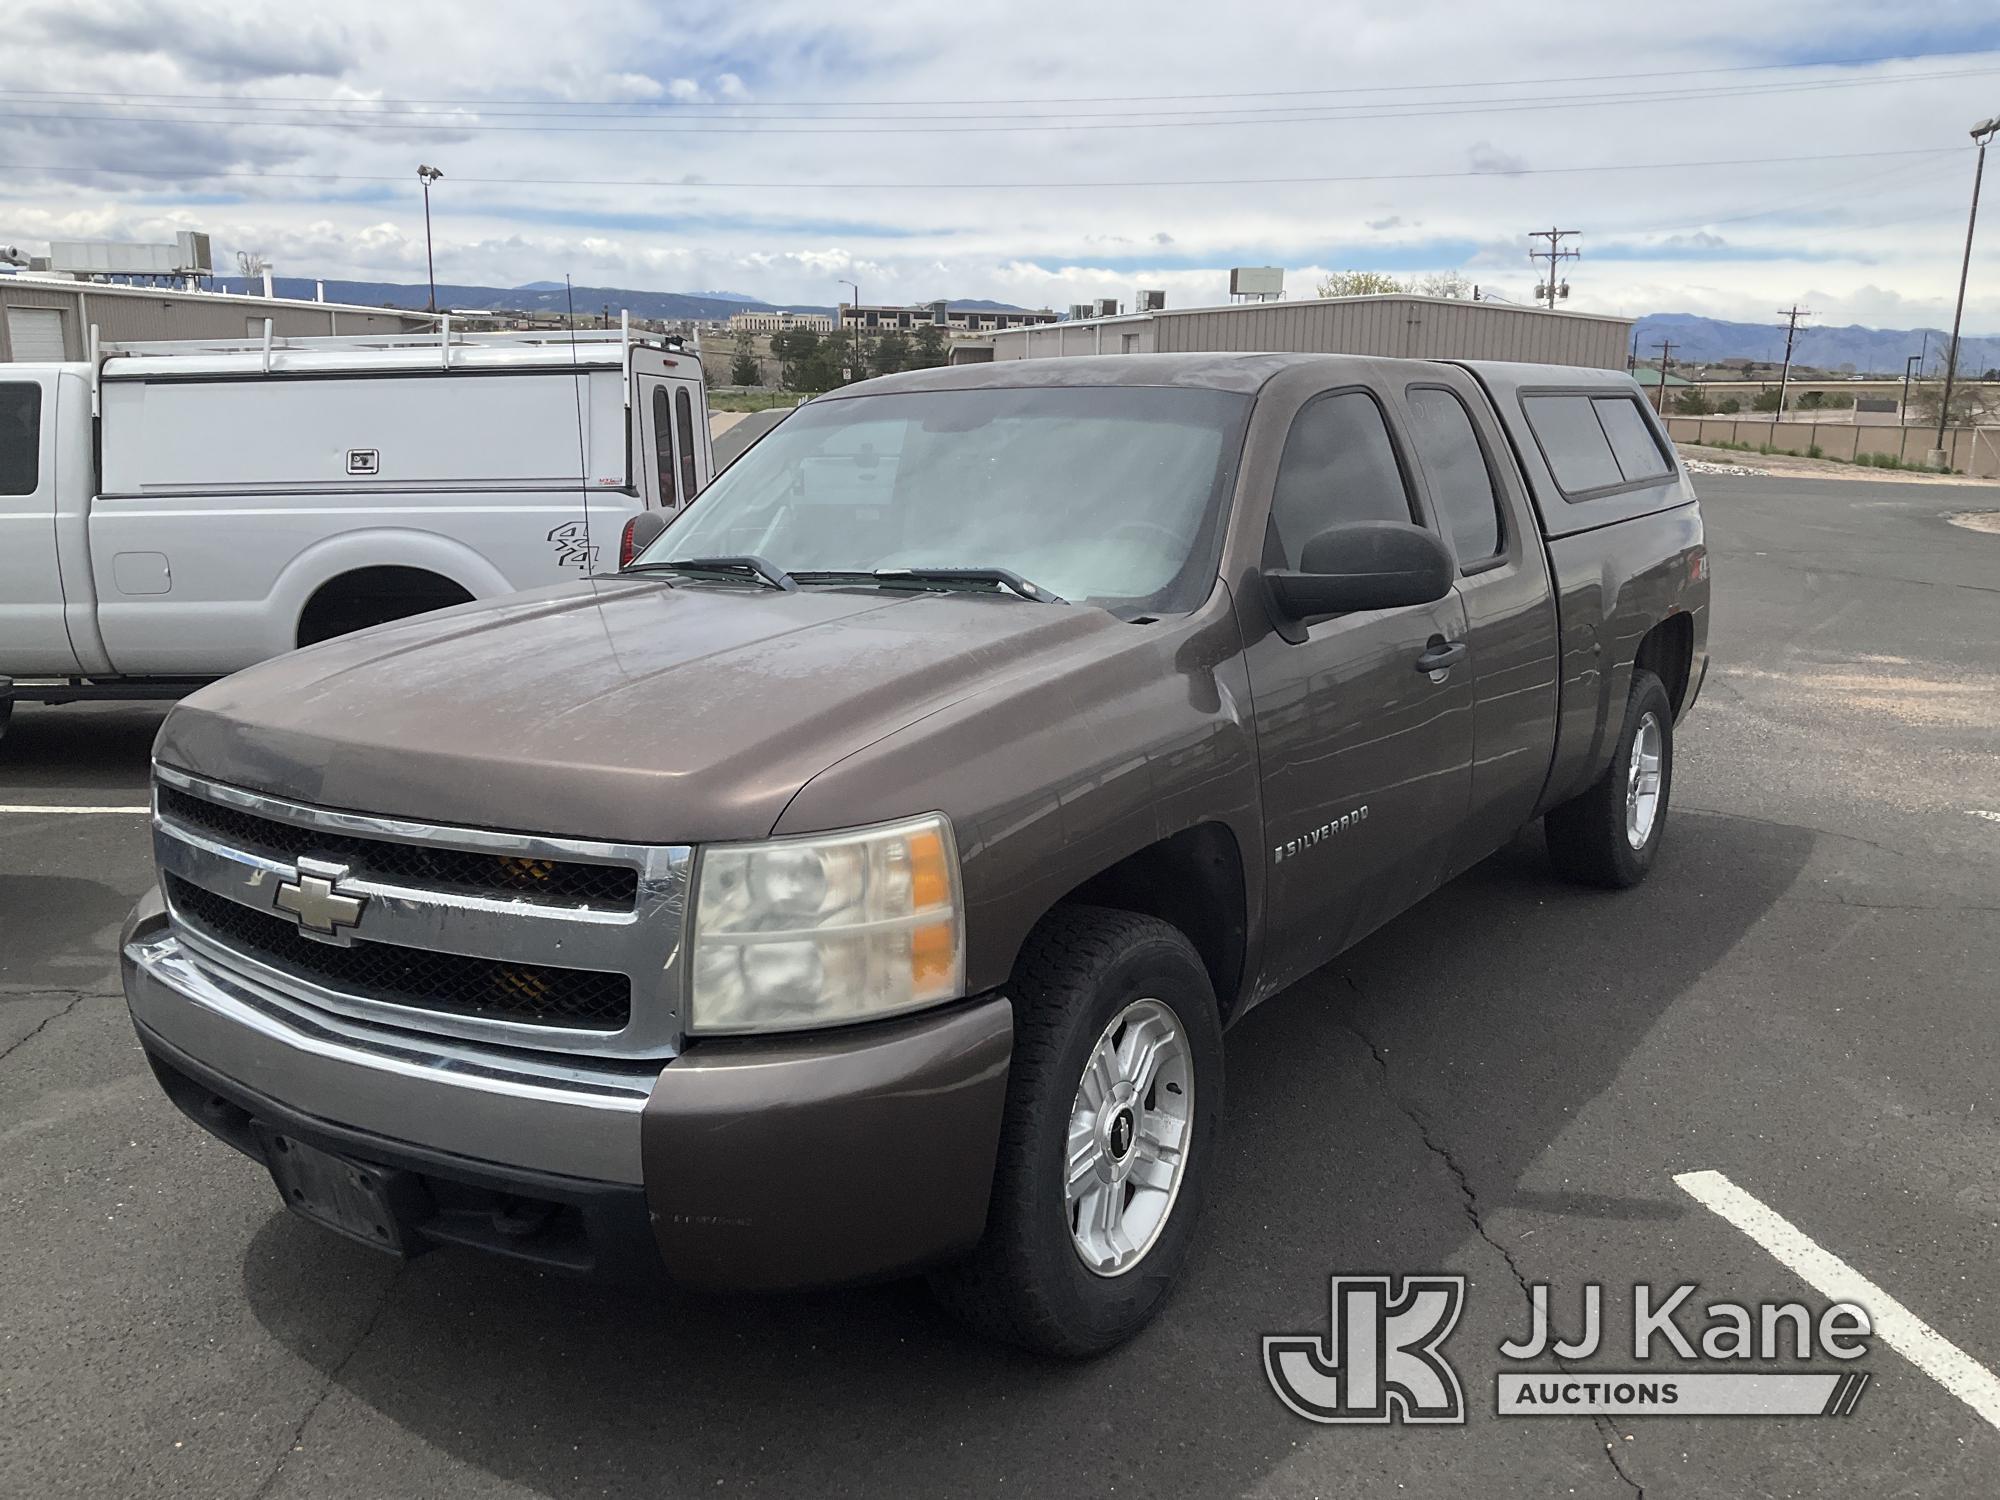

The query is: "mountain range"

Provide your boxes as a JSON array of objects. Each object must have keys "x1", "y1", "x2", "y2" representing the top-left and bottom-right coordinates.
[
  {"x1": 203, "y1": 278, "x2": 1997, "y2": 373},
  {"x1": 1630, "y1": 313, "x2": 2000, "y2": 376},
  {"x1": 210, "y1": 276, "x2": 1035, "y2": 322}
]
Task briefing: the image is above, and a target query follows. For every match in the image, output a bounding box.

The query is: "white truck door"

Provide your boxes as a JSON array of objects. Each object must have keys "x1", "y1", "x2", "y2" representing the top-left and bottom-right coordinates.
[
  {"x1": 639, "y1": 374, "x2": 712, "y2": 511},
  {"x1": 0, "y1": 371, "x2": 83, "y2": 676}
]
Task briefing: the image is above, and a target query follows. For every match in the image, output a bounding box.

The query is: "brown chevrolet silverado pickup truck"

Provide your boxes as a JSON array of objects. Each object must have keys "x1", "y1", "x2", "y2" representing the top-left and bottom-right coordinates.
[{"x1": 122, "y1": 353, "x2": 1708, "y2": 1355}]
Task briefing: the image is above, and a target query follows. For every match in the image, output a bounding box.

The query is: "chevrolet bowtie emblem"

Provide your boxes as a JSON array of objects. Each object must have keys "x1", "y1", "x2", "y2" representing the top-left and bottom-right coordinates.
[{"x1": 273, "y1": 858, "x2": 366, "y2": 942}]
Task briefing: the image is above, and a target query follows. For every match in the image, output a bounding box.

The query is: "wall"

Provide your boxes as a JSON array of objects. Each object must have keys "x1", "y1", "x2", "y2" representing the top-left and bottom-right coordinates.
[
  {"x1": 979, "y1": 296, "x2": 1626, "y2": 368},
  {"x1": 1664, "y1": 415, "x2": 2000, "y2": 478},
  {"x1": 0, "y1": 279, "x2": 430, "y2": 360}
]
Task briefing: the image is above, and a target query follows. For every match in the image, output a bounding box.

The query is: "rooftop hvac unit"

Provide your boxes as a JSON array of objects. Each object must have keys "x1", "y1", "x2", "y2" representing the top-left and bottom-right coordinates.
[
  {"x1": 175, "y1": 231, "x2": 213, "y2": 275},
  {"x1": 1138, "y1": 289, "x2": 1166, "y2": 311},
  {"x1": 1094, "y1": 298, "x2": 1119, "y2": 317},
  {"x1": 1068, "y1": 303, "x2": 1093, "y2": 321},
  {"x1": 1228, "y1": 266, "x2": 1284, "y2": 299}
]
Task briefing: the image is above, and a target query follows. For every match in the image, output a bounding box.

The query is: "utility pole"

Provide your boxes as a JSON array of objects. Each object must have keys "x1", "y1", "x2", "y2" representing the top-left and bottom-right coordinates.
[
  {"x1": 1936, "y1": 116, "x2": 1997, "y2": 466},
  {"x1": 1774, "y1": 304, "x2": 1811, "y2": 427},
  {"x1": 1527, "y1": 228, "x2": 1579, "y2": 310},
  {"x1": 1903, "y1": 353, "x2": 1923, "y2": 425},
  {"x1": 1651, "y1": 339, "x2": 1675, "y2": 413}
]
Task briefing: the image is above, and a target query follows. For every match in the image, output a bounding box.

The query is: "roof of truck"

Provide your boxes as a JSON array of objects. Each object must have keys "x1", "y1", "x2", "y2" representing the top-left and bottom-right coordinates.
[
  {"x1": 98, "y1": 329, "x2": 691, "y2": 381},
  {"x1": 827, "y1": 352, "x2": 1640, "y2": 398}
]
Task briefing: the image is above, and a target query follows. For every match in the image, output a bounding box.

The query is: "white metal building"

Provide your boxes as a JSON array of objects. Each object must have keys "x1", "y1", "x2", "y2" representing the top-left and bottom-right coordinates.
[
  {"x1": 954, "y1": 294, "x2": 1632, "y2": 370},
  {"x1": 0, "y1": 275, "x2": 434, "y2": 363}
]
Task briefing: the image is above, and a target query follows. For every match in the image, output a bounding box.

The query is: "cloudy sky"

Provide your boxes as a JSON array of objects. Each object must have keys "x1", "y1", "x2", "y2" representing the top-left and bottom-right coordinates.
[{"x1": 4, "y1": 0, "x2": 2000, "y2": 331}]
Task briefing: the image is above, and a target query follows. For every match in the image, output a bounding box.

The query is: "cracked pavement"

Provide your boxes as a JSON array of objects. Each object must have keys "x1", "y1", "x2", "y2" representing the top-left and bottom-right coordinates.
[{"x1": 2, "y1": 474, "x2": 1996, "y2": 1498}]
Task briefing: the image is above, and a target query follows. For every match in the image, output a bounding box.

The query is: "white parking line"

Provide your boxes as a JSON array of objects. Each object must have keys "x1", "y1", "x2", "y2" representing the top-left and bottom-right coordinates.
[
  {"x1": 1675, "y1": 1169, "x2": 2000, "y2": 1431},
  {"x1": 0, "y1": 804, "x2": 149, "y2": 815}
]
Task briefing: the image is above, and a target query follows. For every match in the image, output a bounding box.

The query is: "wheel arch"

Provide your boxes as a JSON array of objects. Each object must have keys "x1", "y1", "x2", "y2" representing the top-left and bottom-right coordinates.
[
  {"x1": 1634, "y1": 609, "x2": 1696, "y2": 719},
  {"x1": 268, "y1": 529, "x2": 514, "y2": 650},
  {"x1": 1025, "y1": 822, "x2": 1250, "y2": 1020}
]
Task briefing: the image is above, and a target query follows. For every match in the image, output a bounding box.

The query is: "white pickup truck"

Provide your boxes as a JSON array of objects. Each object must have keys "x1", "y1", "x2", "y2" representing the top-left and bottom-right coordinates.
[{"x1": 0, "y1": 324, "x2": 711, "y2": 741}]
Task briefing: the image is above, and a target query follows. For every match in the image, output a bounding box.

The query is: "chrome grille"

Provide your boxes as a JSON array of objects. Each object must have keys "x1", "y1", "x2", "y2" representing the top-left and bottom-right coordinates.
[
  {"x1": 167, "y1": 875, "x2": 633, "y2": 1030},
  {"x1": 157, "y1": 785, "x2": 639, "y2": 909},
  {"x1": 151, "y1": 763, "x2": 689, "y2": 1060}
]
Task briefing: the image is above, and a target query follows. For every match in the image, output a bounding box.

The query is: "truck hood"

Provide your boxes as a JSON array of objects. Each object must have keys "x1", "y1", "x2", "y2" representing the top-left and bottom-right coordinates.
[{"x1": 155, "y1": 577, "x2": 1130, "y2": 845}]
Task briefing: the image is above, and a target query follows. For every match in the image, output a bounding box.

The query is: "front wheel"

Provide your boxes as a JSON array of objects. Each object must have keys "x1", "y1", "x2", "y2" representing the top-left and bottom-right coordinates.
[
  {"x1": 929, "y1": 906, "x2": 1224, "y2": 1357},
  {"x1": 1545, "y1": 667, "x2": 1675, "y2": 888}
]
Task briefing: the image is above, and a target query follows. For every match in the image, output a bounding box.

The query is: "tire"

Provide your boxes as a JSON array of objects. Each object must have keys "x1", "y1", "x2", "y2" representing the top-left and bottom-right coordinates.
[
  {"x1": 929, "y1": 905, "x2": 1224, "y2": 1357},
  {"x1": 1545, "y1": 667, "x2": 1675, "y2": 889}
]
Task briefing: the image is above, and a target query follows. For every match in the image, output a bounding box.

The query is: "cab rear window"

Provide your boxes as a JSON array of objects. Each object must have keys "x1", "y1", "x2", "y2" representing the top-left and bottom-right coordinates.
[{"x1": 1521, "y1": 392, "x2": 1673, "y2": 496}]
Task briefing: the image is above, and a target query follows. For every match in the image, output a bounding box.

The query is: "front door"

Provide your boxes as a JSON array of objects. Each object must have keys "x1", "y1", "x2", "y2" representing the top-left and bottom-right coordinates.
[
  {"x1": 0, "y1": 373, "x2": 82, "y2": 676},
  {"x1": 1240, "y1": 386, "x2": 1474, "y2": 990}
]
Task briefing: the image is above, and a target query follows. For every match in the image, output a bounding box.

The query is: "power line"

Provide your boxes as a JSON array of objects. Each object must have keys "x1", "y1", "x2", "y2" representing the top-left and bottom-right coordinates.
[
  {"x1": 4, "y1": 65, "x2": 1996, "y2": 124},
  {"x1": 0, "y1": 48, "x2": 1981, "y2": 110},
  {"x1": 2, "y1": 67, "x2": 1996, "y2": 135},
  {"x1": 0, "y1": 146, "x2": 1960, "y2": 194}
]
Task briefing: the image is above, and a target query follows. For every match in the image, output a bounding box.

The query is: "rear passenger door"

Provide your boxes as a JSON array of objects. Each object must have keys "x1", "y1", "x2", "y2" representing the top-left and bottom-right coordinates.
[
  {"x1": 0, "y1": 373, "x2": 82, "y2": 675},
  {"x1": 1399, "y1": 375, "x2": 1560, "y2": 876},
  {"x1": 1241, "y1": 385, "x2": 1475, "y2": 990}
]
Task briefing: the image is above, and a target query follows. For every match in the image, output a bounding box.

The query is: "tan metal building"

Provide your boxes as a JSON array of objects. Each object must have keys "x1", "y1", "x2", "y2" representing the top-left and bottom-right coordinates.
[
  {"x1": 0, "y1": 275, "x2": 434, "y2": 362},
  {"x1": 957, "y1": 294, "x2": 1631, "y2": 369}
]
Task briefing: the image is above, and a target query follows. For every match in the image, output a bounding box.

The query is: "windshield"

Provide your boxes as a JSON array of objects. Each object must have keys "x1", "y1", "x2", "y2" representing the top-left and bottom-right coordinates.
[{"x1": 641, "y1": 384, "x2": 1251, "y2": 616}]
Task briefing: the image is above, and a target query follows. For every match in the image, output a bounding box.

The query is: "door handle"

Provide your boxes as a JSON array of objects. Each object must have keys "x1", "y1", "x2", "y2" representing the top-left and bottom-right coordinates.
[{"x1": 1415, "y1": 639, "x2": 1468, "y2": 674}]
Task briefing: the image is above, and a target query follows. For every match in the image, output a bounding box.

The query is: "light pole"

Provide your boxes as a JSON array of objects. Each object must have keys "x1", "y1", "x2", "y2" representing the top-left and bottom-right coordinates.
[
  {"x1": 417, "y1": 164, "x2": 444, "y2": 315},
  {"x1": 1903, "y1": 353, "x2": 1923, "y2": 424},
  {"x1": 838, "y1": 279, "x2": 859, "y2": 332},
  {"x1": 1934, "y1": 117, "x2": 1997, "y2": 464}
]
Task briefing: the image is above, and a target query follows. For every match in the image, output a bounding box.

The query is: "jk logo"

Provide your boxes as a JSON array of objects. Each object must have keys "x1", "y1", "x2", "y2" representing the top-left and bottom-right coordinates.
[{"x1": 1264, "y1": 1275, "x2": 1467, "y2": 1424}]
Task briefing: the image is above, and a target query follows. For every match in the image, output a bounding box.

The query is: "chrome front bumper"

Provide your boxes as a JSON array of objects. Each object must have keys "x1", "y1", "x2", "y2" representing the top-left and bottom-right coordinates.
[{"x1": 122, "y1": 895, "x2": 655, "y2": 1184}]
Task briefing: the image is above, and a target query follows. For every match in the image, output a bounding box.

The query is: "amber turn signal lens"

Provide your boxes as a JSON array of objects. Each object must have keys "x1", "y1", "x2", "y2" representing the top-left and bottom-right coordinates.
[
  {"x1": 908, "y1": 828, "x2": 950, "y2": 909},
  {"x1": 911, "y1": 921, "x2": 956, "y2": 988}
]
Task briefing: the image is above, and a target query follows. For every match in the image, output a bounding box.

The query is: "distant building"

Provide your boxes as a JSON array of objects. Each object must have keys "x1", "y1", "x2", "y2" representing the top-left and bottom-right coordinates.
[
  {"x1": 838, "y1": 301, "x2": 1059, "y2": 336},
  {"x1": 728, "y1": 310, "x2": 835, "y2": 334},
  {"x1": 950, "y1": 294, "x2": 1631, "y2": 370},
  {"x1": 0, "y1": 273, "x2": 433, "y2": 361}
]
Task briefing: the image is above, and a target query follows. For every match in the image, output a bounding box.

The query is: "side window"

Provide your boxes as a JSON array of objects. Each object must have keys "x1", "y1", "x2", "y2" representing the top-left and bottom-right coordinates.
[
  {"x1": 1405, "y1": 387, "x2": 1503, "y2": 564},
  {"x1": 1521, "y1": 394, "x2": 1624, "y2": 494},
  {"x1": 0, "y1": 383, "x2": 41, "y2": 495},
  {"x1": 1269, "y1": 391, "x2": 1414, "y2": 568},
  {"x1": 675, "y1": 387, "x2": 699, "y2": 500},
  {"x1": 651, "y1": 386, "x2": 678, "y2": 505},
  {"x1": 1592, "y1": 397, "x2": 1672, "y2": 481}
]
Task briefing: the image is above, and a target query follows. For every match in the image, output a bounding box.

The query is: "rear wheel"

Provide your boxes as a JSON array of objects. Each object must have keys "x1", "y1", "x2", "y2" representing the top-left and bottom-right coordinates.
[
  {"x1": 1545, "y1": 668, "x2": 1674, "y2": 888},
  {"x1": 929, "y1": 906, "x2": 1223, "y2": 1357}
]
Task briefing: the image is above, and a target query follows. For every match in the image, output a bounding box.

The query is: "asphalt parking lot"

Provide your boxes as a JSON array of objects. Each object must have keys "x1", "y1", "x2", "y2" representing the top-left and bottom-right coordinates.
[{"x1": 2, "y1": 474, "x2": 1996, "y2": 1499}]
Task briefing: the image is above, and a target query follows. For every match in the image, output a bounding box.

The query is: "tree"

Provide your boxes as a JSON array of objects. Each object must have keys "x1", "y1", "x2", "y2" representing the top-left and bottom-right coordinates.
[
  {"x1": 1412, "y1": 271, "x2": 1473, "y2": 299},
  {"x1": 1717, "y1": 397, "x2": 1742, "y2": 414},
  {"x1": 1674, "y1": 387, "x2": 1713, "y2": 415},
  {"x1": 770, "y1": 328, "x2": 822, "y2": 390},
  {"x1": 872, "y1": 330, "x2": 912, "y2": 378},
  {"x1": 1797, "y1": 390, "x2": 1826, "y2": 410},
  {"x1": 1910, "y1": 378, "x2": 1992, "y2": 428},
  {"x1": 1315, "y1": 270, "x2": 1408, "y2": 298},
  {"x1": 911, "y1": 325, "x2": 948, "y2": 369},
  {"x1": 729, "y1": 330, "x2": 760, "y2": 386},
  {"x1": 1751, "y1": 389, "x2": 1783, "y2": 413}
]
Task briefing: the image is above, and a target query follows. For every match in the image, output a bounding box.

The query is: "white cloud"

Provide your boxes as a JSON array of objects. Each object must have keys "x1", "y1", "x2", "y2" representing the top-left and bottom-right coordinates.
[{"x1": 0, "y1": 1, "x2": 1995, "y2": 331}]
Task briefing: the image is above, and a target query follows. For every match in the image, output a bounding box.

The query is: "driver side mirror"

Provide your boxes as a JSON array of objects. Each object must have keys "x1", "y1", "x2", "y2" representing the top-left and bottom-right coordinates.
[{"x1": 1266, "y1": 521, "x2": 1455, "y2": 620}]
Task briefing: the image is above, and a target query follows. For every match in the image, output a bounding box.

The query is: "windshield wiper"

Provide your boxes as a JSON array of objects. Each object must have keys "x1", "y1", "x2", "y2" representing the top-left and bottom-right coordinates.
[
  {"x1": 852, "y1": 568, "x2": 1064, "y2": 604},
  {"x1": 623, "y1": 555, "x2": 797, "y2": 592}
]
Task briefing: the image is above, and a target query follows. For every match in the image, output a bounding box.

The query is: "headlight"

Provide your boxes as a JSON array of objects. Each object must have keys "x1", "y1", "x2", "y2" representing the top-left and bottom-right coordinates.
[{"x1": 688, "y1": 813, "x2": 965, "y2": 1034}]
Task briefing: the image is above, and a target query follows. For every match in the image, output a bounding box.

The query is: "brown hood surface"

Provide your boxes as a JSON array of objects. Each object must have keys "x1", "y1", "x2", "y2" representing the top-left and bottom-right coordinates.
[{"x1": 156, "y1": 577, "x2": 1129, "y2": 844}]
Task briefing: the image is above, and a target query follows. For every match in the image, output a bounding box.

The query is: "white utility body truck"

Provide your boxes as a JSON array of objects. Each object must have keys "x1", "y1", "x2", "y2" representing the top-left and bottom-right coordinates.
[{"x1": 0, "y1": 321, "x2": 711, "y2": 740}]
